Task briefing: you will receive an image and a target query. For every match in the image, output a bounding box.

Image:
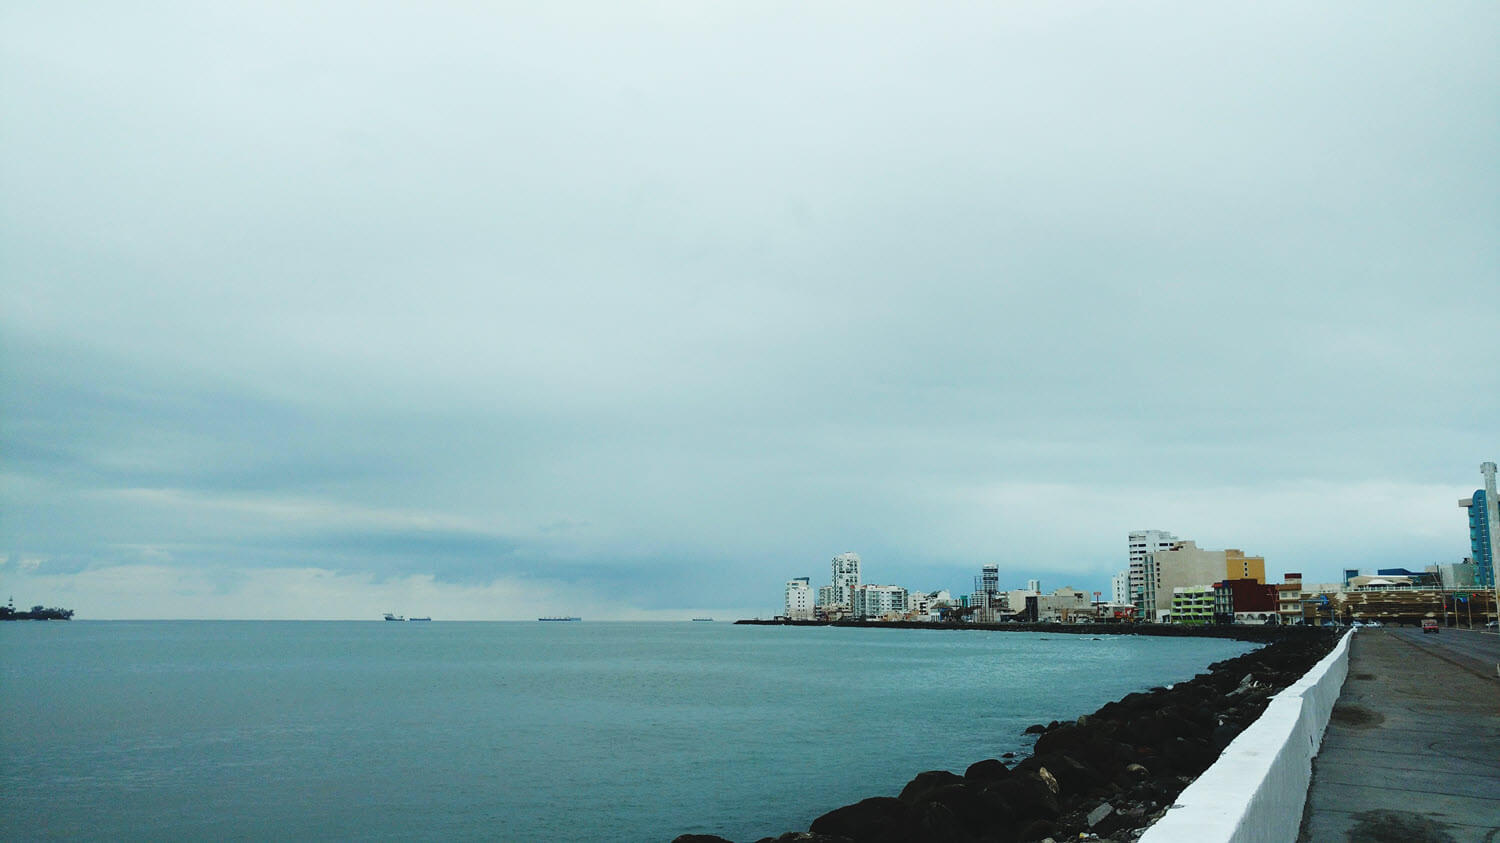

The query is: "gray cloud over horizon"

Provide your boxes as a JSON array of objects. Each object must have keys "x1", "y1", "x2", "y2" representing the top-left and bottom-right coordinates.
[{"x1": 2, "y1": 0, "x2": 1496, "y2": 617}]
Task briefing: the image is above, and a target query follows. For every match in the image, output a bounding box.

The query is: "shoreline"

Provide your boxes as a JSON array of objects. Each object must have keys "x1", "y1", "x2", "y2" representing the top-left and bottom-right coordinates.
[
  {"x1": 681, "y1": 624, "x2": 1338, "y2": 842},
  {"x1": 735, "y1": 617, "x2": 1300, "y2": 643}
]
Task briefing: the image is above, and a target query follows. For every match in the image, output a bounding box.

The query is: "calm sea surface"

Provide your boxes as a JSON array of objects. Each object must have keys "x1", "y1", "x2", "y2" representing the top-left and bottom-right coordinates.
[{"x1": 0, "y1": 621, "x2": 1254, "y2": 841}]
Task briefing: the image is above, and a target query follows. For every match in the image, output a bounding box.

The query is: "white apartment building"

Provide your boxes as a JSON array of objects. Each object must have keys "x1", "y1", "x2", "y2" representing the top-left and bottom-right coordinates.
[
  {"x1": 1111, "y1": 571, "x2": 1131, "y2": 606},
  {"x1": 816, "y1": 585, "x2": 836, "y2": 608},
  {"x1": 831, "y1": 552, "x2": 862, "y2": 607},
  {"x1": 784, "y1": 577, "x2": 814, "y2": 620},
  {"x1": 850, "y1": 584, "x2": 908, "y2": 620},
  {"x1": 1129, "y1": 530, "x2": 1179, "y2": 609},
  {"x1": 909, "y1": 589, "x2": 952, "y2": 616}
]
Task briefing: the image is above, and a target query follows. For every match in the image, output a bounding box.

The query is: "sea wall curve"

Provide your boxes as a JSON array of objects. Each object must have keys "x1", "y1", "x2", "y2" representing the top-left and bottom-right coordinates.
[{"x1": 1139, "y1": 628, "x2": 1354, "y2": 843}]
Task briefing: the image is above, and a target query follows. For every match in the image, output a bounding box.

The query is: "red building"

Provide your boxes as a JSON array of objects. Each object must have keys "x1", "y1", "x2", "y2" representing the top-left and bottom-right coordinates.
[{"x1": 1214, "y1": 578, "x2": 1280, "y2": 624}]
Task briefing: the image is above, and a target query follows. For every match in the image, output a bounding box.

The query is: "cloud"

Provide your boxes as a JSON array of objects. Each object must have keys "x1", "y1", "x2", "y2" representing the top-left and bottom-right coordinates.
[{"x1": 1, "y1": 0, "x2": 1496, "y2": 617}]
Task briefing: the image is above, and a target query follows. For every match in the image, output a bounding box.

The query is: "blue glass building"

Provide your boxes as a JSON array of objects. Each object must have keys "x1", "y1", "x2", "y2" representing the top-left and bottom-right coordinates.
[{"x1": 1462, "y1": 489, "x2": 1495, "y2": 589}]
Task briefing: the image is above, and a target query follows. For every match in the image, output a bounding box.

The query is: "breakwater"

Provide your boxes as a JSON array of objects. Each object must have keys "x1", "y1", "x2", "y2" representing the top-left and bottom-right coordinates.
[
  {"x1": 1141, "y1": 630, "x2": 1351, "y2": 842},
  {"x1": 682, "y1": 624, "x2": 1338, "y2": 842}
]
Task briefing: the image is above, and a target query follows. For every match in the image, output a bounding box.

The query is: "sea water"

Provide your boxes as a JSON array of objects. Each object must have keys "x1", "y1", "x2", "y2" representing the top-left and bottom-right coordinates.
[{"x1": 0, "y1": 621, "x2": 1254, "y2": 841}]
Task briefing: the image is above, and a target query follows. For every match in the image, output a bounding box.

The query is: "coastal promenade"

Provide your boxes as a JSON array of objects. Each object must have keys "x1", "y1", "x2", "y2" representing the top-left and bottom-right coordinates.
[{"x1": 1298, "y1": 628, "x2": 1500, "y2": 842}]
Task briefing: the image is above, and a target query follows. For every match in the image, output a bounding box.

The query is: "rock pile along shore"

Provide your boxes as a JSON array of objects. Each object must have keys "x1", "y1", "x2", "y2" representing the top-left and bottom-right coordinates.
[{"x1": 674, "y1": 628, "x2": 1338, "y2": 843}]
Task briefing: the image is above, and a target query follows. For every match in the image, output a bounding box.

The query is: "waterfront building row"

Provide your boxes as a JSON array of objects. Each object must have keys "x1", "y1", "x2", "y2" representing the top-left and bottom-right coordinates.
[{"x1": 782, "y1": 553, "x2": 945, "y2": 622}]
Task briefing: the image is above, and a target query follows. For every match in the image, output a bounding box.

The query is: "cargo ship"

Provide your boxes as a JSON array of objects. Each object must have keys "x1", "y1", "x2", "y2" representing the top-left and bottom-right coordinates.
[{"x1": 538, "y1": 616, "x2": 581, "y2": 622}]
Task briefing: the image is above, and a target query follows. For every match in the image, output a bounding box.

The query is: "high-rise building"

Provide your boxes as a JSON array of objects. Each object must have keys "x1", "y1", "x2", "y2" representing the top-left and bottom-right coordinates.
[
  {"x1": 816, "y1": 585, "x2": 836, "y2": 608},
  {"x1": 1111, "y1": 571, "x2": 1131, "y2": 606},
  {"x1": 1027, "y1": 579, "x2": 1041, "y2": 594},
  {"x1": 1459, "y1": 461, "x2": 1499, "y2": 590},
  {"x1": 982, "y1": 565, "x2": 999, "y2": 595},
  {"x1": 970, "y1": 564, "x2": 1004, "y2": 622},
  {"x1": 1129, "y1": 530, "x2": 1178, "y2": 610},
  {"x1": 784, "y1": 577, "x2": 813, "y2": 620},
  {"x1": 831, "y1": 552, "x2": 862, "y2": 607}
]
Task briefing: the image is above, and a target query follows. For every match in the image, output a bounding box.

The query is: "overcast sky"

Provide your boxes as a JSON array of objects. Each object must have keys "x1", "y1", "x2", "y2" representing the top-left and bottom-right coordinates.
[{"x1": 2, "y1": 1, "x2": 1496, "y2": 619}]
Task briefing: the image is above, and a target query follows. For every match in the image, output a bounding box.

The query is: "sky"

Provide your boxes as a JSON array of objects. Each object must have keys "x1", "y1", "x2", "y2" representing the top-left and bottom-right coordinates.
[{"x1": 2, "y1": 1, "x2": 1496, "y2": 619}]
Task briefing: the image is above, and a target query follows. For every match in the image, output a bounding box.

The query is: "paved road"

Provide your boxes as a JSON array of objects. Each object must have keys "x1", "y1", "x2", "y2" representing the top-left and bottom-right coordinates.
[{"x1": 1299, "y1": 628, "x2": 1500, "y2": 842}]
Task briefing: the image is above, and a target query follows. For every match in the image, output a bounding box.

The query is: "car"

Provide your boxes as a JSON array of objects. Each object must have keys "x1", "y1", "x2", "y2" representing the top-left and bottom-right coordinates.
[
  {"x1": 1422, "y1": 619, "x2": 1439, "y2": 634},
  {"x1": 1486, "y1": 620, "x2": 1497, "y2": 630},
  {"x1": 1365, "y1": 620, "x2": 1381, "y2": 627}
]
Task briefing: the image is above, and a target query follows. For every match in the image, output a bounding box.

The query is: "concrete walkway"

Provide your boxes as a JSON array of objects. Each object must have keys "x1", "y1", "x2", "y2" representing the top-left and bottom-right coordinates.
[{"x1": 1299, "y1": 628, "x2": 1500, "y2": 842}]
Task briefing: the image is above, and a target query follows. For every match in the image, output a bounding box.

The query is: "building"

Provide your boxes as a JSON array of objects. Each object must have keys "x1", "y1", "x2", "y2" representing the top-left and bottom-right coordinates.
[
  {"x1": 1004, "y1": 586, "x2": 1039, "y2": 618},
  {"x1": 1171, "y1": 586, "x2": 1214, "y2": 625},
  {"x1": 1142, "y1": 541, "x2": 1267, "y2": 621},
  {"x1": 1111, "y1": 571, "x2": 1131, "y2": 606},
  {"x1": 1128, "y1": 530, "x2": 1178, "y2": 610},
  {"x1": 1213, "y1": 578, "x2": 1280, "y2": 624},
  {"x1": 816, "y1": 585, "x2": 836, "y2": 608},
  {"x1": 850, "y1": 584, "x2": 908, "y2": 620},
  {"x1": 1460, "y1": 461, "x2": 1500, "y2": 590},
  {"x1": 784, "y1": 578, "x2": 813, "y2": 620},
  {"x1": 968, "y1": 565, "x2": 1004, "y2": 622},
  {"x1": 1026, "y1": 579, "x2": 1041, "y2": 594},
  {"x1": 831, "y1": 552, "x2": 862, "y2": 608},
  {"x1": 1225, "y1": 548, "x2": 1266, "y2": 582},
  {"x1": 909, "y1": 589, "x2": 953, "y2": 618},
  {"x1": 981, "y1": 564, "x2": 999, "y2": 595},
  {"x1": 1431, "y1": 560, "x2": 1479, "y2": 590},
  {"x1": 1276, "y1": 573, "x2": 1304, "y2": 624},
  {"x1": 1025, "y1": 587, "x2": 1092, "y2": 622}
]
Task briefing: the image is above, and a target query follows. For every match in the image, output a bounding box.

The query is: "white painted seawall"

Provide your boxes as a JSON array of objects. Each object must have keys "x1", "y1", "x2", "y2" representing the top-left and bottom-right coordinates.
[{"x1": 1139, "y1": 630, "x2": 1354, "y2": 843}]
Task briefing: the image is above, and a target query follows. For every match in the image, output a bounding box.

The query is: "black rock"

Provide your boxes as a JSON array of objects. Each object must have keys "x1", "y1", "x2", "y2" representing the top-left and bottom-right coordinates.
[
  {"x1": 964, "y1": 758, "x2": 1011, "y2": 782},
  {"x1": 1016, "y1": 818, "x2": 1054, "y2": 841},
  {"x1": 986, "y1": 770, "x2": 1060, "y2": 821},
  {"x1": 911, "y1": 783, "x2": 995, "y2": 836},
  {"x1": 809, "y1": 797, "x2": 912, "y2": 843},
  {"x1": 897, "y1": 769, "x2": 964, "y2": 804}
]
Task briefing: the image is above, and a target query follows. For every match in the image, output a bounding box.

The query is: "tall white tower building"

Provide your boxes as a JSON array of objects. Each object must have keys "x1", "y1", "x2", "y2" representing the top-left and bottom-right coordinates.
[
  {"x1": 1111, "y1": 571, "x2": 1131, "y2": 606},
  {"x1": 831, "y1": 552, "x2": 862, "y2": 607},
  {"x1": 784, "y1": 577, "x2": 813, "y2": 620},
  {"x1": 981, "y1": 564, "x2": 1000, "y2": 595},
  {"x1": 1129, "y1": 530, "x2": 1179, "y2": 609}
]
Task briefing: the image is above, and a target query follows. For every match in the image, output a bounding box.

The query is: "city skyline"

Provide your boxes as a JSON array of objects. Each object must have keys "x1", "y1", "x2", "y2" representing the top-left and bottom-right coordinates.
[{"x1": 2, "y1": 1, "x2": 1497, "y2": 619}]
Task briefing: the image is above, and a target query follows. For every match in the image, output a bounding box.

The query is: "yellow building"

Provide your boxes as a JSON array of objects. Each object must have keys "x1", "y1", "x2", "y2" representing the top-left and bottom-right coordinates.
[{"x1": 1225, "y1": 549, "x2": 1266, "y2": 583}]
